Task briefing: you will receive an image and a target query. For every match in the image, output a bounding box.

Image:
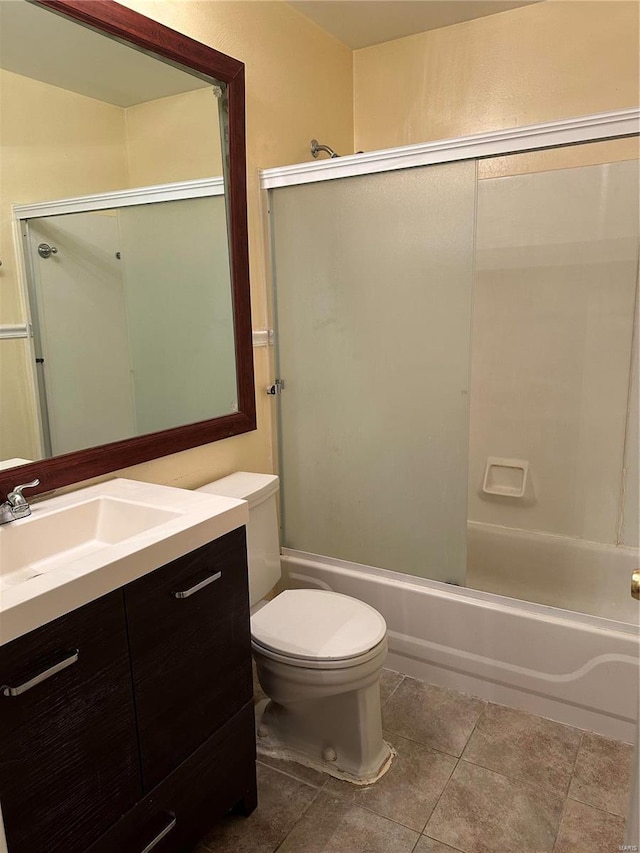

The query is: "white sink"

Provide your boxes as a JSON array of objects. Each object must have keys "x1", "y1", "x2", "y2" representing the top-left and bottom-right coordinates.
[
  {"x1": 1, "y1": 497, "x2": 180, "y2": 588},
  {"x1": 0, "y1": 478, "x2": 248, "y2": 645}
]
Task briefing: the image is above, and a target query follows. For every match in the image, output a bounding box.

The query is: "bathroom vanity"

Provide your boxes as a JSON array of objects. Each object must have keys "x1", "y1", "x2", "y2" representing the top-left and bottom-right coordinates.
[{"x1": 0, "y1": 480, "x2": 256, "y2": 853}]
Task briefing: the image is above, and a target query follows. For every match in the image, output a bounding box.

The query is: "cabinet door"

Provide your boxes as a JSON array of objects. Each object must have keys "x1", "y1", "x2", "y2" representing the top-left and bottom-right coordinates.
[
  {"x1": 124, "y1": 527, "x2": 253, "y2": 790},
  {"x1": 0, "y1": 592, "x2": 141, "y2": 853},
  {"x1": 86, "y1": 701, "x2": 257, "y2": 853}
]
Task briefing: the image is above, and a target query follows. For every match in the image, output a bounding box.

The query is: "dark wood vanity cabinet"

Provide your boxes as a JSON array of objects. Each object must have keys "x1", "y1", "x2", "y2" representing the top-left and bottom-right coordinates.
[
  {"x1": 0, "y1": 593, "x2": 140, "y2": 853},
  {"x1": 125, "y1": 526, "x2": 253, "y2": 790},
  {"x1": 0, "y1": 528, "x2": 256, "y2": 853}
]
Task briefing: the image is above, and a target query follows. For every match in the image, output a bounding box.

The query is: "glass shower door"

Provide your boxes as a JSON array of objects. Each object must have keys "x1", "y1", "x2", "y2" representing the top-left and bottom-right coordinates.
[{"x1": 270, "y1": 161, "x2": 477, "y2": 583}]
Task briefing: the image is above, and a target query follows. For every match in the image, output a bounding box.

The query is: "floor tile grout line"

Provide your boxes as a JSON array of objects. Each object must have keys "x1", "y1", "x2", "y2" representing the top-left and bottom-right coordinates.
[
  {"x1": 420, "y1": 754, "x2": 460, "y2": 837},
  {"x1": 423, "y1": 753, "x2": 567, "y2": 853},
  {"x1": 551, "y1": 730, "x2": 585, "y2": 853},
  {"x1": 551, "y1": 793, "x2": 571, "y2": 853},
  {"x1": 383, "y1": 687, "x2": 487, "y2": 760},
  {"x1": 453, "y1": 756, "x2": 576, "y2": 802},
  {"x1": 457, "y1": 701, "x2": 487, "y2": 761},
  {"x1": 419, "y1": 832, "x2": 467, "y2": 853},
  {"x1": 565, "y1": 793, "x2": 629, "y2": 820},
  {"x1": 257, "y1": 758, "x2": 327, "y2": 791},
  {"x1": 381, "y1": 673, "x2": 406, "y2": 708},
  {"x1": 408, "y1": 832, "x2": 464, "y2": 853},
  {"x1": 567, "y1": 730, "x2": 585, "y2": 788},
  {"x1": 383, "y1": 726, "x2": 466, "y2": 759},
  {"x1": 272, "y1": 783, "x2": 325, "y2": 853},
  {"x1": 382, "y1": 727, "x2": 468, "y2": 761},
  {"x1": 419, "y1": 701, "x2": 488, "y2": 835},
  {"x1": 455, "y1": 752, "x2": 577, "y2": 800},
  {"x1": 312, "y1": 786, "x2": 433, "y2": 836}
]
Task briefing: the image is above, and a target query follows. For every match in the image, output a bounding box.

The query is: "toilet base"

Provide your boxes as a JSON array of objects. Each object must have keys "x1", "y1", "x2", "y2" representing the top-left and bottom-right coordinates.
[{"x1": 254, "y1": 698, "x2": 395, "y2": 786}]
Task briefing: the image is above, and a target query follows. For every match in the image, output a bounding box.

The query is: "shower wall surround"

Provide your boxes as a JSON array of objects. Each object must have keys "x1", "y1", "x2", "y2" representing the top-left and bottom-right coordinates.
[{"x1": 469, "y1": 159, "x2": 639, "y2": 548}]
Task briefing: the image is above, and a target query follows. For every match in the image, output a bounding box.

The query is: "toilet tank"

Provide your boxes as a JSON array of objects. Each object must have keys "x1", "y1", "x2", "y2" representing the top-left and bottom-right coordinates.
[{"x1": 196, "y1": 472, "x2": 281, "y2": 607}]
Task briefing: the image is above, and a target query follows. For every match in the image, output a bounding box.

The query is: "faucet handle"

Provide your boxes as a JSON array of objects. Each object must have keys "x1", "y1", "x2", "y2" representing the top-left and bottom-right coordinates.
[{"x1": 7, "y1": 479, "x2": 40, "y2": 506}]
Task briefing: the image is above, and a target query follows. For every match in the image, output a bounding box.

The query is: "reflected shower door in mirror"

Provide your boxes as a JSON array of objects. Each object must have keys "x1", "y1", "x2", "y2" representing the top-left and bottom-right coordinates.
[
  {"x1": 0, "y1": 0, "x2": 254, "y2": 491},
  {"x1": 21, "y1": 193, "x2": 236, "y2": 459}
]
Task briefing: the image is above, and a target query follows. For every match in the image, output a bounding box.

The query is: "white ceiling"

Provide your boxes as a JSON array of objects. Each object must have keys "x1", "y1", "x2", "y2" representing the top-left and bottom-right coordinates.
[
  {"x1": 288, "y1": 0, "x2": 543, "y2": 49},
  {"x1": 0, "y1": 0, "x2": 211, "y2": 107}
]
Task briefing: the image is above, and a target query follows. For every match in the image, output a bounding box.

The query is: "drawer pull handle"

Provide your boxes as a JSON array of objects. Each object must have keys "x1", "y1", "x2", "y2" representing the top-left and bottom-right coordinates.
[
  {"x1": 140, "y1": 812, "x2": 176, "y2": 853},
  {"x1": 1, "y1": 650, "x2": 79, "y2": 697},
  {"x1": 173, "y1": 571, "x2": 221, "y2": 599}
]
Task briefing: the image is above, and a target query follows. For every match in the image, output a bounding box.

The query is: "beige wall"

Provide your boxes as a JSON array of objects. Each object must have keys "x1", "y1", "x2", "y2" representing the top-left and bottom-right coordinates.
[
  {"x1": 0, "y1": 69, "x2": 129, "y2": 323},
  {"x1": 5, "y1": 0, "x2": 636, "y2": 496},
  {"x1": 0, "y1": 1, "x2": 353, "y2": 485},
  {"x1": 0, "y1": 69, "x2": 129, "y2": 462},
  {"x1": 125, "y1": 88, "x2": 223, "y2": 185},
  {"x1": 115, "y1": 0, "x2": 354, "y2": 489},
  {"x1": 353, "y1": 0, "x2": 639, "y2": 156}
]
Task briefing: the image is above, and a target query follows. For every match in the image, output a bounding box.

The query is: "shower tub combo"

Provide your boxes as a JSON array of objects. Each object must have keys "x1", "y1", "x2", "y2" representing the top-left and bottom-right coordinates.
[{"x1": 262, "y1": 111, "x2": 640, "y2": 745}]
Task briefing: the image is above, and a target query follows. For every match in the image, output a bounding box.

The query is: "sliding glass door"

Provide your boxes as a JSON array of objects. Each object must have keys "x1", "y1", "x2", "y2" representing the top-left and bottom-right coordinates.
[{"x1": 270, "y1": 162, "x2": 477, "y2": 583}]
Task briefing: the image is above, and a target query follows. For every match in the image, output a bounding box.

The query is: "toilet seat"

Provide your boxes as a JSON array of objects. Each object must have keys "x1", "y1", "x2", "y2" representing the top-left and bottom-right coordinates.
[
  {"x1": 252, "y1": 635, "x2": 387, "y2": 670},
  {"x1": 250, "y1": 589, "x2": 387, "y2": 663}
]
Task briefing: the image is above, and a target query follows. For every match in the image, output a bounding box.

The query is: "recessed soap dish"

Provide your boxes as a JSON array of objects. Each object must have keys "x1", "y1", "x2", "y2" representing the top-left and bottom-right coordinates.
[{"x1": 482, "y1": 457, "x2": 529, "y2": 499}]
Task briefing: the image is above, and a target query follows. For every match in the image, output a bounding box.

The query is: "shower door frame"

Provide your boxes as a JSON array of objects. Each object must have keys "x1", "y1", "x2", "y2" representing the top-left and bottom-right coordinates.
[
  {"x1": 261, "y1": 105, "x2": 640, "y2": 571},
  {"x1": 261, "y1": 107, "x2": 639, "y2": 189}
]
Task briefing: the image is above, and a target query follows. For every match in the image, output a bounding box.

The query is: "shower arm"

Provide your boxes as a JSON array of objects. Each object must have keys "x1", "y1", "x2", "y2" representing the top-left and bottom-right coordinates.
[{"x1": 310, "y1": 139, "x2": 340, "y2": 159}]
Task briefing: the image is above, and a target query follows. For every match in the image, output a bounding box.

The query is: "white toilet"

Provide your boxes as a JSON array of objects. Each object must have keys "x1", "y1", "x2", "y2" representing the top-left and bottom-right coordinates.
[{"x1": 197, "y1": 472, "x2": 393, "y2": 784}]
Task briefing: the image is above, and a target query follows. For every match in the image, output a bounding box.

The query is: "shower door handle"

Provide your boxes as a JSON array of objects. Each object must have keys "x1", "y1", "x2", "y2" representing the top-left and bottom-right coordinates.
[{"x1": 632, "y1": 570, "x2": 640, "y2": 601}]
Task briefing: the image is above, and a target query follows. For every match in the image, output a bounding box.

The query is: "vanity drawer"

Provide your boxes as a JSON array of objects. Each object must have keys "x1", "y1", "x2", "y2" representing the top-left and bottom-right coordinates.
[
  {"x1": 0, "y1": 591, "x2": 141, "y2": 853},
  {"x1": 124, "y1": 527, "x2": 253, "y2": 789},
  {"x1": 86, "y1": 700, "x2": 257, "y2": 853}
]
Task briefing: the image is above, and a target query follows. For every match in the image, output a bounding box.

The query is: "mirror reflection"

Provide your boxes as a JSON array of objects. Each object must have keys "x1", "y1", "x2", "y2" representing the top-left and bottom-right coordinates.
[{"x1": 0, "y1": 0, "x2": 235, "y2": 469}]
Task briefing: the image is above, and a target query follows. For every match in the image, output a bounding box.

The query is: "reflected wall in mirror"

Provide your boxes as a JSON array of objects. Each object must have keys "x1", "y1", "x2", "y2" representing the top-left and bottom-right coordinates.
[{"x1": 0, "y1": 0, "x2": 254, "y2": 496}]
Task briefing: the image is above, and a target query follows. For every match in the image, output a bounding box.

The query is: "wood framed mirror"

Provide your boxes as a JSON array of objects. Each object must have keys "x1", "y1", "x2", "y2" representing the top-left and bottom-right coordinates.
[{"x1": 0, "y1": 0, "x2": 255, "y2": 498}]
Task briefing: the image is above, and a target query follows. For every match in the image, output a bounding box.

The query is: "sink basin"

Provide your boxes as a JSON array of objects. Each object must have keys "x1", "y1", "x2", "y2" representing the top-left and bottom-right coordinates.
[
  {"x1": 0, "y1": 497, "x2": 180, "y2": 587},
  {"x1": 0, "y1": 478, "x2": 248, "y2": 646}
]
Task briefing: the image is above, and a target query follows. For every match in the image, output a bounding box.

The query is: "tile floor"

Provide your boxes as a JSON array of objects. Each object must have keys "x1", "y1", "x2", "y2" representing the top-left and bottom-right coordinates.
[{"x1": 195, "y1": 670, "x2": 634, "y2": 853}]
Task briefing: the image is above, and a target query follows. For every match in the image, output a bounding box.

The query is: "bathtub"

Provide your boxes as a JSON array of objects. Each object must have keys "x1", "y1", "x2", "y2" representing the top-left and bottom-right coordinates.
[
  {"x1": 281, "y1": 540, "x2": 639, "y2": 743},
  {"x1": 467, "y1": 521, "x2": 640, "y2": 624}
]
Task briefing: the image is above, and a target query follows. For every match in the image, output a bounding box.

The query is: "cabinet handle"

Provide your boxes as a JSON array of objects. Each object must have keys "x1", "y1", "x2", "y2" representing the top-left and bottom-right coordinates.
[
  {"x1": 139, "y1": 812, "x2": 176, "y2": 853},
  {"x1": 1, "y1": 649, "x2": 79, "y2": 697},
  {"x1": 173, "y1": 571, "x2": 221, "y2": 599}
]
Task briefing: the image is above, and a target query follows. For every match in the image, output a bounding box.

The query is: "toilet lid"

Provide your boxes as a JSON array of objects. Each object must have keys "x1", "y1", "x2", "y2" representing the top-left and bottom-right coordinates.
[{"x1": 251, "y1": 589, "x2": 387, "y2": 661}]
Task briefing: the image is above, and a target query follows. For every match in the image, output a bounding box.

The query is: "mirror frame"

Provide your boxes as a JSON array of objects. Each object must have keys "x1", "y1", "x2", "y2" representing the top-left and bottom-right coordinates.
[{"x1": 0, "y1": 0, "x2": 255, "y2": 499}]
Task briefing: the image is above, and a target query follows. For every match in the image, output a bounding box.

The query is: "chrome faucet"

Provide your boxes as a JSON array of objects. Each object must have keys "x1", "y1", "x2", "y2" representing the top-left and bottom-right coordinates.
[{"x1": 0, "y1": 479, "x2": 40, "y2": 525}]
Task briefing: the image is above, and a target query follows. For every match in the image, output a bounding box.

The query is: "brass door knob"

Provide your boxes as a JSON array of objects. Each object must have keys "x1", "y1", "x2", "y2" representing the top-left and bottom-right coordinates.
[{"x1": 632, "y1": 570, "x2": 640, "y2": 601}]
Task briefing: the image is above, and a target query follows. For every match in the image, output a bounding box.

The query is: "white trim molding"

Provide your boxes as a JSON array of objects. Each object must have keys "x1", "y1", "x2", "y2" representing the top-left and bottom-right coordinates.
[
  {"x1": 260, "y1": 108, "x2": 640, "y2": 189},
  {"x1": 0, "y1": 324, "x2": 31, "y2": 340},
  {"x1": 13, "y1": 176, "x2": 224, "y2": 221}
]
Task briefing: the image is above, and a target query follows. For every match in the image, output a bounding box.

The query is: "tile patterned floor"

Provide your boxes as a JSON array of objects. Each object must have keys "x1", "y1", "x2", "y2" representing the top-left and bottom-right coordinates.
[{"x1": 195, "y1": 670, "x2": 633, "y2": 853}]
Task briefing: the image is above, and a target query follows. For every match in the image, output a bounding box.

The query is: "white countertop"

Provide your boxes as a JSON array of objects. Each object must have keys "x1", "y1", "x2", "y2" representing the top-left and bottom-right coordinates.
[{"x1": 0, "y1": 479, "x2": 248, "y2": 646}]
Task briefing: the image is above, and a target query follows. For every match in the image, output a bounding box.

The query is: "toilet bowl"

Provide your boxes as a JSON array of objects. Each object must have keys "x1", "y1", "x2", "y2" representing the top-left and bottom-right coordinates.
[{"x1": 197, "y1": 473, "x2": 393, "y2": 784}]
